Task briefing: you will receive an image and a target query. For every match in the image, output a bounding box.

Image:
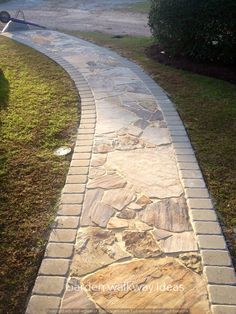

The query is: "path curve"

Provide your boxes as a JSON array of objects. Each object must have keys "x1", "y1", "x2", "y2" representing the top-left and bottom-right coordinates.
[{"x1": 2, "y1": 30, "x2": 235, "y2": 314}]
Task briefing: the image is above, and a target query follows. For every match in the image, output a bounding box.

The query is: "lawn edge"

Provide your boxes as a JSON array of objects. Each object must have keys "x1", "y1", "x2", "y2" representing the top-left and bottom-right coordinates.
[{"x1": 1, "y1": 32, "x2": 96, "y2": 313}]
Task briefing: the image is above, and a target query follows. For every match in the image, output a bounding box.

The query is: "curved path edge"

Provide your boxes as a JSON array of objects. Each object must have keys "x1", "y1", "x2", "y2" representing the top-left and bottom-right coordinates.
[
  {"x1": 2, "y1": 31, "x2": 97, "y2": 313},
  {"x1": 1, "y1": 30, "x2": 236, "y2": 314}
]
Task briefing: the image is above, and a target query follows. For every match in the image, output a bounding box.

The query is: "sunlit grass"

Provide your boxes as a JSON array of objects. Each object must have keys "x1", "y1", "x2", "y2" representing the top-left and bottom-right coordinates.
[{"x1": 0, "y1": 36, "x2": 79, "y2": 313}]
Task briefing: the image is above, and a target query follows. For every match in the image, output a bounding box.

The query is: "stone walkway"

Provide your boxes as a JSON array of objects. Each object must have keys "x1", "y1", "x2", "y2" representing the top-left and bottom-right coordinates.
[{"x1": 2, "y1": 30, "x2": 236, "y2": 314}]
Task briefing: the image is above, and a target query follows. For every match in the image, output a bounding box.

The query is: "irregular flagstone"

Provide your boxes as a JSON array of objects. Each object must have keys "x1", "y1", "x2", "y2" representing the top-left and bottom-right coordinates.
[
  {"x1": 95, "y1": 97, "x2": 137, "y2": 134},
  {"x1": 129, "y1": 220, "x2": 153, "y2": 232},
  {"x1": 141, "y1": 124, "x2": 171, "y2": 146},
  {"x1": 82, "y1": 258, "x2": 210, "y2": 313},
  {"x1": 158, "y1": 120, "x2": 168, "y2": 128},
  {"x1": 133, "y1": 119, "x2": 150, "y2": 130},
  {"x1": 99, "y1": 67, "x2": 135, "y2": 80},
  {"x1": 102, "y1": 187, "x2": 136, "y2": 211},
  {"x1": 136, "y1": 195, "x2": 152, "y2": 206},
  {"x1": 145, "y1": 142, "x2": 157, "y2": 148},
  {"x1": 139, "y1": 198, "x2": 192, "y2": 232},
  {"x1": 117, "y1": 209, "x2": 136, "y2": 220},
  {"x1": 93, "y1": 143, "x2": 114, "y2": 153},
  {"x1": 80, "y1": 189, "x2": 104, "y2": 226},
  {"x1": 60, "y1": 286, "x2": 97, "y2": 312},
  {"x1": 107, "y1": 217, "x2": 129, "y2": 229},
  {"x1": 91, "y1": 154, "x2": 107, "y2": 167},
  {"x1": 122, "y1": 231, "x2": 162, "y2": 258},
  {"x1": 149, "y1": 109, "x2": 164, "y2": 122},
  {"x1": 121, "y1": 100, "x2": 153, "y2": 120},
  {"x1": 121, "y1": 93, "x2": 158, "y2": 112},
  {"x1": 118, "y1": 125, "x2": 143, "y2": 137},
  {"x1": 86, "y1": 75, "x2": 114, "y2": 91},
  {"x1": 159, "y1": 232, "x2": 198, "y2": 253},
  {"x1": 178, "y1": 253, "x2": 203, "y2": 274},
  {"x1": 106, "y1": 148, "x2": 183, "y2": 198},
  {"x1": 87, "y1": 174, "x2": 126, "y2": 190},
  {"x1": 116, "y1": 134, "x2": 144, "y2": 151},
  {"x1": 71, "y1": 228, "x2": 130, "y2": 276},
  {"x1": 88, "y1": 167, "x2": 106, "y2": 179},
  {"x1": 90, "y1": 202, "x2": 115, "y2": 227},
  {"x1": 127, "y1": 202, "x2": 143, "y2": 211},
  {"x1": 152, "y1": 229, "x2": 173, "y2": 240},
  {"x1": 114, "y1": 82, "x2": 150, "y2": 95}
]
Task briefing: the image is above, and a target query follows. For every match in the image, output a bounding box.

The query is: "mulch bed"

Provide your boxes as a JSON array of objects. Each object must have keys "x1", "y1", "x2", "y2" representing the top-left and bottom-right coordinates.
[{"x1": 147, "y1": 44, "x2": 236, "y2": 84}]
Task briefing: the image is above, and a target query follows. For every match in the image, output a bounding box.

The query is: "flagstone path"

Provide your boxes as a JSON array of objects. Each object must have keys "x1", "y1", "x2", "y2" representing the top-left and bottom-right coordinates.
[{"x1": 2, "y1": 30, "x2": 236, "y2": 314}]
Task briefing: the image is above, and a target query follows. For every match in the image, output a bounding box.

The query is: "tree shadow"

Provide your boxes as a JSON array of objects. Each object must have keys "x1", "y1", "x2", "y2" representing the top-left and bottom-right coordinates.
[{"x1": 0, "y1": 68, "x2": 9, "y2": 110}]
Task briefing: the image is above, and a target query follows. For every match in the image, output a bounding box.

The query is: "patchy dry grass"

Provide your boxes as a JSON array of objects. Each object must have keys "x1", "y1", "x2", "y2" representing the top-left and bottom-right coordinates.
[
  {"x1": 0, "y1": 36, "x2": 79, "y2": 313},
  {"x1": 117, "y1": 0, "x2": 151, "y2": 13},
  {"x1": 67, "y1": 31, "x2": 236, "y2": 266}
]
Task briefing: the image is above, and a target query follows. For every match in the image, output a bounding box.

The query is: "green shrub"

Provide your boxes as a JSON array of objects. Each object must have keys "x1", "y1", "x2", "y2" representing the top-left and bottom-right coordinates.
[{"x1": 149, "y1": 0, "x2": 236, "y2": 65}]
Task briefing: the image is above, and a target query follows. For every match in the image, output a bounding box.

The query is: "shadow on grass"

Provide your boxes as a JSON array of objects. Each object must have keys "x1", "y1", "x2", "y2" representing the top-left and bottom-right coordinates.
[
  {"x1": 0, "y1": 68, "x2": 9, "y2": 200},
  {"x1": 0, "y1": 68, "x2": 9, "y2": 110}
]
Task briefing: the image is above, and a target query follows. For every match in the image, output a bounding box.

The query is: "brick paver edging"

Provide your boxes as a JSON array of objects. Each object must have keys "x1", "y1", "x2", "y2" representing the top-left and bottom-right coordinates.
[
  {"x1": 1, "y1": 33, "x2": 97, "y2": 312},
  {"x1": 2, "y1": 31, "x2": 235, "y2": 314},
  {"x1": 119, "y1": 60, "x2": 236, "y2": 313}
]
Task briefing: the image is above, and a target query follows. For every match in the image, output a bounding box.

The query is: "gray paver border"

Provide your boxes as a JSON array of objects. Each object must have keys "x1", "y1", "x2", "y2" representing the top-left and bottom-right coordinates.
[
  {"x1": 121, "y1": 58, "x2": 236, "y2": 313},
  {"x1": 2, "y1": 31, "x2": 235, "y2": 314},
  {"x1": 1, "y1": 32, "x2": 97, "y2": 313}
]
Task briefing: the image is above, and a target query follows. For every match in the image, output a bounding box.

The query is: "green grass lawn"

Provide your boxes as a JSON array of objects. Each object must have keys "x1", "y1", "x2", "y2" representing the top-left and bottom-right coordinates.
[
  {"x1": 0, "y1": 36, "x2": 80, "y2": 313},
  {"x1": 67, "y1": 31, "x2": 236, "y2": 266}
]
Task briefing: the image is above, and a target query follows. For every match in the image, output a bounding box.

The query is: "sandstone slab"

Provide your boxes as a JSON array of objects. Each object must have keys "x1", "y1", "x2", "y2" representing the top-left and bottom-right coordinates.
[
  {"x1": 71, "y1": 228, "x2": 130, "y2": 276},
  {"x1": 152, "y1": 229, "x2": 173, "y2": 240},
  {"x1": 129, "y1": 220, "x2": 153, "y2": 232},
  {"x1": 123, "y1": 231, "x2": 162, "y2": 258},
  {"x1": 87, "y1": 174, "x2": 126, "y2": 190},
  {"x1": 116, "y1": 134, "x2": 143, "y2": 151},
  {"x1": 107, "y1": 217, "x2": 129, "y2": 229},
  {"x1": 91, "y1": 154, "x2": 107, "y2": 167},
  {"x1": 90, "y1": 202, "x2": 115, "y2": 227},
  {"x1": 60, "y1": 287, "x2": 97, "y2": 312},
  {"x1": 82, "y1": 257, "x2": 210, "y2": 313},
  {"x1": 88, "y1": 167, "x2": 106, "y2": 179},
  {"x1": 142, "y1": 124, "x2": 171, "y2": 146},
  {"x1": 94, "y1": 143, "x2": 114, "y2": 153},
  {"x1": 126, "y1": 125, "x2": 143, "y2": 137},
  {"x1": 159, "y1": 232, "x2": 198, "y2": 253},
  {"x1": 136, "y1": 195, "x2": 152, "y2": 205},
  {"x1": 117, "y1": 209, "x2": 136, "y2": 219},
  {"x1": 80, "y1": 189, "x2": 104, "y2": 226},
  {"x1": 127, "y1": 202, "x2": 143, "y2": 211},
  {"x1": 133, "y1": 119, "x2": 149, "y2": 130},
  {"x1": 106, "y1": 148, "x2": 183, "y2": 198},
  {"x1": 95, "y1": 97, "x2": 137, "y2": 134},
  {"x1": 139, "y1": 198, "x2": 192, "y2": 232},
  {"x1": 178, "y1": 253, "x2": 202, "y2": 274},
  {"x1": 102, "y1": 187, "x2": 135, "y2": 211}
]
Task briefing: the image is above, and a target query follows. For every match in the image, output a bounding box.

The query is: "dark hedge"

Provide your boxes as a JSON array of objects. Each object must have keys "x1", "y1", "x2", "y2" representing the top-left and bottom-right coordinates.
[{"x1": 148, "y1": 0, "x2": 236, "y2": 65}]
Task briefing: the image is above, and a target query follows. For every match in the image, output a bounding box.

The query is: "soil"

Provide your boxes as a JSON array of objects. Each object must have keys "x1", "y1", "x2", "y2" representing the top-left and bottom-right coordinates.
[
  {"x1": 0, "y1": 0, "x2": 150, "y2": 36},
  {"x1": 147, "y1": 44, "x2": 236, "y2": 84}
]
